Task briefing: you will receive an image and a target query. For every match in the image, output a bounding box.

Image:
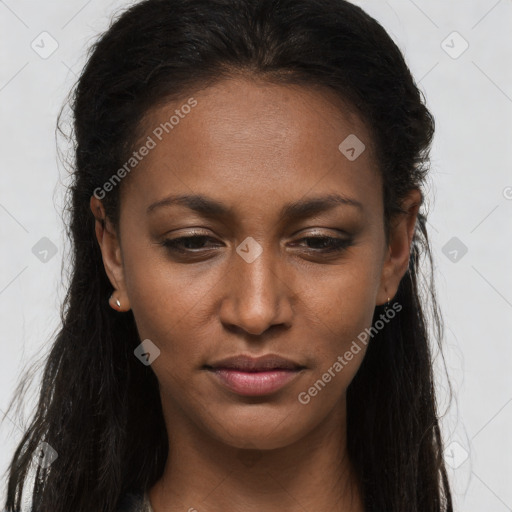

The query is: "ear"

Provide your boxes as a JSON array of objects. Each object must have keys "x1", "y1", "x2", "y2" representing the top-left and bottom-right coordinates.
[
  {"x1": 89, "y1": 196, "x2": 131, "y2": 311},
  {"x1": 376, "y1": 188, "x2": 422, "y2": 306}
]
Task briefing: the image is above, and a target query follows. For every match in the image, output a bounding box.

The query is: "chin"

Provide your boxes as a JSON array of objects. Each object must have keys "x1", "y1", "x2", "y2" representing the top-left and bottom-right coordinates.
[{"x1": 205, "y1": 408, "x2": 315, "y2": 451}]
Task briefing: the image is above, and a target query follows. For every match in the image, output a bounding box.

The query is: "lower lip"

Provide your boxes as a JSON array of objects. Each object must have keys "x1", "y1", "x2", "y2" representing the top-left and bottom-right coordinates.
[{"x1": 208, "y1": 368, "x2": 302, "y2": 396}]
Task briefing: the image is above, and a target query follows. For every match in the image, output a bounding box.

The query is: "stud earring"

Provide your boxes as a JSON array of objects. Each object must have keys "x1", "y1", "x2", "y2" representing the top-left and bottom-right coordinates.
[{"x1": 109, "y1": 293, "x2": 121, "y2": 310}]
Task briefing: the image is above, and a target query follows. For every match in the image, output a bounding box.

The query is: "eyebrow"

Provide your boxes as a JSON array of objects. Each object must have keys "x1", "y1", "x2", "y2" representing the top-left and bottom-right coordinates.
[{"x1": 146, "y1": 192, "x2": 363, "y2": 219}]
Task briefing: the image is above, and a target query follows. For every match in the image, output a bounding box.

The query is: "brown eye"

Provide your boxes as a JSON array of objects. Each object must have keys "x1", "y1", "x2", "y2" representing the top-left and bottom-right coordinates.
[
  {"x1": 293, "y1": 236, "x2": 353, "y2": 253},
  {"x1": 159, "y1": 234, "x2": 353, "y2": 256},
  {"x1": 160, "y1": 235, "x2": 221, "y2": 253}
]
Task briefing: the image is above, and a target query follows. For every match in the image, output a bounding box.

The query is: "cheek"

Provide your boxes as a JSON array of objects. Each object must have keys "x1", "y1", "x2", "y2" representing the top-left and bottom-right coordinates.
[
  {"x1": 302, "y1": 253, "x2": 381, "y2": 382},
  {"x1": 311, "y1": 257, "x2": 380, "y2": 336},
  {"x1": 121, "y1": 249, "x2": 229, "y2": 382},
  {"x1": 121, "y1": 241, "x2": 208, "y2": 332}
]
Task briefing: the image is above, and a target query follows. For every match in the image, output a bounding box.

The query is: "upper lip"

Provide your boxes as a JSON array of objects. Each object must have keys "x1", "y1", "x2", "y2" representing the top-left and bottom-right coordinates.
[{"x1": 205, "y1": 354, "x2": 305, "y2": 372}]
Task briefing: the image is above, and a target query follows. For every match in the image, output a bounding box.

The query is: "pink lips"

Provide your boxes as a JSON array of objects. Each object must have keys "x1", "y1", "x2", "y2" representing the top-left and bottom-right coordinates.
[
  {"x1": 205, "y1": 353, "x2": 305, "y2": 396},
  {"x1": 210, "y1": 368, "x2": 302, "y2": 396}
]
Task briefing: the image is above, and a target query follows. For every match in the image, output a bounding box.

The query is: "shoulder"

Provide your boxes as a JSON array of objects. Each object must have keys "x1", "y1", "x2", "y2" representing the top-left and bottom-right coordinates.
[{"x1": 115, "y1": 490, "x2": 146, "y2": 512}]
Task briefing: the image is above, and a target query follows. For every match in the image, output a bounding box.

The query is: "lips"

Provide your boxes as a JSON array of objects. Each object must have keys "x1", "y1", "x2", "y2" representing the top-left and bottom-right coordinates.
[
  {"x1": 204, "y1": 354, "x2": 306, "y2": 396},
  {"x1": 205, "y1": 354, "x2": 305, "y2": 372}
]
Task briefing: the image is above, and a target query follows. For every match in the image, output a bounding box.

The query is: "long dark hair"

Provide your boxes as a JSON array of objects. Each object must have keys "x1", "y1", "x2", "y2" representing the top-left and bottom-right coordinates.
[{"x1": 2, "y1": 0, "x2": 453, "y2": 510}]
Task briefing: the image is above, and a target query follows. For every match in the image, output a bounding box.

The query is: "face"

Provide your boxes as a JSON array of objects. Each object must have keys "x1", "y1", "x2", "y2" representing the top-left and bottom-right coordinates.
[{"x1": 91, "y1": 76, "x2": 419, "y2": 450}]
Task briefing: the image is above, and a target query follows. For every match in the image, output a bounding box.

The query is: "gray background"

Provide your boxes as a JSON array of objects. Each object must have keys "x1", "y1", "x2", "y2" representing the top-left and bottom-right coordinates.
[{"x1": 1, "y1": 0, "x2": 511, "y2": 510}]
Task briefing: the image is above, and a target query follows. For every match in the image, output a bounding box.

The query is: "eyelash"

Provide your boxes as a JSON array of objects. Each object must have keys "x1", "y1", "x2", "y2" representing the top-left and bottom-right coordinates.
[{"x1": 159, "y1": 234, "x2": 353, "y2": 254}]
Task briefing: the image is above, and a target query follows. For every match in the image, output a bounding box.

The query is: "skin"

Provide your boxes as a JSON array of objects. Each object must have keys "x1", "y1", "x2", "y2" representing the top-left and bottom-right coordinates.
[{"x1": 90, "y1": 76, "x2": 420, "y2": 512}]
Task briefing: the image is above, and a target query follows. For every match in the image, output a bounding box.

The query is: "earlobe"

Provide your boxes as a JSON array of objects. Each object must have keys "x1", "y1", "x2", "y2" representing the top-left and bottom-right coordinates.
[
  {"x1": 108, "y1": 292, "x2": 130, "y2": 312},
  {"x1": 89, "y1": 196, "x2": 131, "y2": 312}
]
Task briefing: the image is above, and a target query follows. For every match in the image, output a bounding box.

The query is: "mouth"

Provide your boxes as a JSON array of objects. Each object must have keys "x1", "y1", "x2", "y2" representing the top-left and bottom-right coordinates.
[{"x1": 204, "y1": 354, "x2": 306, "y2": 396}]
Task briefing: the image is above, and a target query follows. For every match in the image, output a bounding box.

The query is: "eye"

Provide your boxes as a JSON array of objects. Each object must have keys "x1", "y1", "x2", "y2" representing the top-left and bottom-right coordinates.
[
  {"x1": 292, "y1": 236, "x2": 353, "y2": 253},
  {"x1": 159, "y1": 235, "x2": 221, "y2": 253},
  {"x1": 159, "y1": 234, "x2": 353, "y2": 255}
]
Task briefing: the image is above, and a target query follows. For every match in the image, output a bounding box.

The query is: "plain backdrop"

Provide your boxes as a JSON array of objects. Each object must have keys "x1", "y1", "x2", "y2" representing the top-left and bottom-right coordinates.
[{"x1": 1, "y1": 1, "x2": 511, "y2": 510}]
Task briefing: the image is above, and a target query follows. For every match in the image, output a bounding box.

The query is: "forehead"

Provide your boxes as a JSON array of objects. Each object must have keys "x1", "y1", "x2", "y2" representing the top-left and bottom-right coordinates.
[{"x1": 120, "y1": 77, "x2": 381, "y2": 220}]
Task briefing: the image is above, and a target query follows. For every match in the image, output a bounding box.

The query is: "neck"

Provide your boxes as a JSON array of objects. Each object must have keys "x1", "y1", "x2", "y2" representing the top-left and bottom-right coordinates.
[{"x1": 149, "y1": 395, "x2": 364, "y2": 512}]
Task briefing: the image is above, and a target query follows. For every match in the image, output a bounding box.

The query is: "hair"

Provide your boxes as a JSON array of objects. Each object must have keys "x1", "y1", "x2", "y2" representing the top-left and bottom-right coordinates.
[{"x1": 2, "y1": 0, "x2": 453, "y2": 510}]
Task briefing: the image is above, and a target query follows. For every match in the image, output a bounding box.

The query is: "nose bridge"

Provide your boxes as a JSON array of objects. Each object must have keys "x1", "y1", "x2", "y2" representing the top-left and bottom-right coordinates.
[{"x1": 220, "y1": 238, "x2": 292, "y2": 335}]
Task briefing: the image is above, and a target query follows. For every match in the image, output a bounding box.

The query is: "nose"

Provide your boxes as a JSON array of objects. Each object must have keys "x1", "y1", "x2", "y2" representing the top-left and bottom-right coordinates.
[{"x1": 218, "y1": 244, "x2": 294, "y2": 336}]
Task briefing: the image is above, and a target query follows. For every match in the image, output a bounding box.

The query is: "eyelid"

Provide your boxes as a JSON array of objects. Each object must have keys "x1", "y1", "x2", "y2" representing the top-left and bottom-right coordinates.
[
  {"x1": 159, "y1": 232, "x2": 354, "y2": 255},
  {"x1": 161, "y1": 227, "x2": 348, "y2": 242}
]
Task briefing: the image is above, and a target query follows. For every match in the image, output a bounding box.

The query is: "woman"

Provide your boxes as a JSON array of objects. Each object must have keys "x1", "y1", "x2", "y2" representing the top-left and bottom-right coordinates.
[{"x1": 3, "y1": 0, "x2": 453, "y2": 510}]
